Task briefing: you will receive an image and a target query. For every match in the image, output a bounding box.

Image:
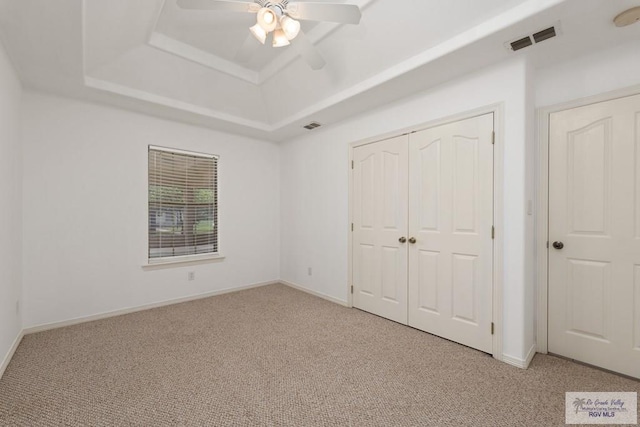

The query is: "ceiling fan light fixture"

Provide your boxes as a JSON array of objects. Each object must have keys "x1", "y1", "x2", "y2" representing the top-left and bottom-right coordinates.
[
  {"x1": 280, "y1": 15, "x2": 301, "y2": 40},
  {"x1": 257, "y1": 7, "x2": 278, "y2": 32},
  {"x1": 272, "y1": 27, "x2": 290, "y2": 47},
  {"x1": 249, "y1": 23, "x2": 267, "y2": 44}
]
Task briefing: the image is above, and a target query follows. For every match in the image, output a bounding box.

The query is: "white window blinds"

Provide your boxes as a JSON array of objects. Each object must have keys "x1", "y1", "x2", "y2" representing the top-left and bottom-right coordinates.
[{"x1": 148, "y1": 146, "x2": 218, "y2": 261}]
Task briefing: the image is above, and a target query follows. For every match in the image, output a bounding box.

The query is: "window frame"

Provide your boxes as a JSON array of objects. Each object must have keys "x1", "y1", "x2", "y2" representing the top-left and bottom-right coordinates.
[{"x1": 146, "y1": 145, "x2": 223, "y2": 266}]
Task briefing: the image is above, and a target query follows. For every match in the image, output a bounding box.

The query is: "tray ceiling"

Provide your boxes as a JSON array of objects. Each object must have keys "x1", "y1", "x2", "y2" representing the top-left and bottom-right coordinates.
[{"x1": 1, "y1": 0, "x2": 640, "y2": 141}]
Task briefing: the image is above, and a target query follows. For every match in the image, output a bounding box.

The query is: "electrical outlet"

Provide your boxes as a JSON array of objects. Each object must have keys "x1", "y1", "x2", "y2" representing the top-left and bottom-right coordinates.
[
  {"x1": 308, "y1": 267, "x2": 312, "y2": 276},
  {"x1": 188, "y1": 271, "x2": 195, "y2": 281},
  {"x1": 15, "y1": 299, "x2": 20, "y2": 314}
]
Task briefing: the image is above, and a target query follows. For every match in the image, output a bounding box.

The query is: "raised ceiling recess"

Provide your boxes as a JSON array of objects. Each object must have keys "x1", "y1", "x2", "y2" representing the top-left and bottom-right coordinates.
[{"x1": 2, "y1": 0, "x2": 640, "y2": 140}]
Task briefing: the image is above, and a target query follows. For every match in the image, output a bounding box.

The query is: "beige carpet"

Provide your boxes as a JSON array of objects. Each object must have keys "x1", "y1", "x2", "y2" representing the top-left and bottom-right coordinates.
[{"x1": 0, "y1": 284, "x2": 638, "y2": 426}]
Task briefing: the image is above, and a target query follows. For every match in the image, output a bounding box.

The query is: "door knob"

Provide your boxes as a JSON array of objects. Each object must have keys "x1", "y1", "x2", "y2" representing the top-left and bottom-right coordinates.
[
  {"x1": 399, "y1": 237, "x2": 407, "y2": 243},
  {"x1": 552, "y1": 241, "x2": 564, "y2": 250},
  {"x1": 408, "y1": 237, "x2": 417, "y2": 244}
]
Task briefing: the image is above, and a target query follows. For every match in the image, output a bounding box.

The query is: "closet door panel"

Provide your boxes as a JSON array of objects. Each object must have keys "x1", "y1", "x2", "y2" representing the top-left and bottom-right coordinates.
[
  {"x1": 353, "y1": 135, "x2": 409, "y2": 324},
  {"x1": 408, "y1": 114, "x2": 494, "y2": 354}
]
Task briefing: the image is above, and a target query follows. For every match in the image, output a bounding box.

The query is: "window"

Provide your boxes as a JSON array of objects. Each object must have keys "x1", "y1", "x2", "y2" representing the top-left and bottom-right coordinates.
[{"x1": 148, "y1": 146, "x2": 218, "y2": 262}]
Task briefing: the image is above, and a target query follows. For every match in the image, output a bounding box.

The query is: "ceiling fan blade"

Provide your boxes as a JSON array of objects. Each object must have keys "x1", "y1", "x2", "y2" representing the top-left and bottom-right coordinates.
[
  {"x1": 235, "y1": 33, "x2": 261, "y2": 64},
  {"x1": 176, "y1": 0, "x2": 260, "y2": 13},
  {"x1": 286, "y1": 2, "x2": 361, "y2": 24},
  {"x1": 292, "y1": 30, "x2": 326, "y2": 70}
]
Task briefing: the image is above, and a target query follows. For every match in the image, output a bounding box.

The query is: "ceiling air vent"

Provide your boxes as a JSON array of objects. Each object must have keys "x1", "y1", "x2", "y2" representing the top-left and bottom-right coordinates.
[
  {"x1": 533, "y1": 26, "x2": 556, "y2": 43},
  {"x1": 510, "y1": 36, "x2": 533, "y2": 51},
  {"x1": 506, "y1": 23, "x2": 560, "y2": 52},
  {"x1": 303, "y1": 122, "x2": 322, "y2": 130}
]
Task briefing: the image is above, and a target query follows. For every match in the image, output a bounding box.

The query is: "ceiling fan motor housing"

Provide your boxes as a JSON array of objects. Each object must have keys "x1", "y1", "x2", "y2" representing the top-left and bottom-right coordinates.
[{"x1": 260, "y1": 0, "x2": 288, "y2": 16}]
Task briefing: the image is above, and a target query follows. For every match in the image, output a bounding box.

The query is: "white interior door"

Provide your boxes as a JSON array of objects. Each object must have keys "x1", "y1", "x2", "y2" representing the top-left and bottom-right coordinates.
[
  {"x1": 549, "y1": 93, "x2": 640, "y2": 379},
  {"x1": 352, "y1": 135, "x2": 409, "y2": 324},
  {"x1": 407, "y1": 114, "x2": 494, "y2": 354}
]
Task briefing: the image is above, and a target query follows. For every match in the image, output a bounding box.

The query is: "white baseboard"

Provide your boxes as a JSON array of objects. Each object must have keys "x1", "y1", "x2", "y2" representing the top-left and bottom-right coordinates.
[
  {"x1": 280, "y1": 280, "x2": 349, "y2": 307},
  {"x1": 9, "y1": 280, "x2": 342, "y2": 379},
  {"x1": 23, "y1": 280, "x2": 279, "y2": 335},
  {"x1": 524, "y1": 343, "x2": 537, "y2": 368},
  {"x1": 0, "y1": 330, "x2": 24, "y2": 380},
  {"x1": 503, "y1": 343, "x2": 537, "y2": 369}
]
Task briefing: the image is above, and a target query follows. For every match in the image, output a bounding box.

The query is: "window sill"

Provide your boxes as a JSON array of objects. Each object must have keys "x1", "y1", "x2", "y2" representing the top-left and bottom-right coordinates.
[{"x1": 142, "y1": 254, "x2": 225, "y2": 270}]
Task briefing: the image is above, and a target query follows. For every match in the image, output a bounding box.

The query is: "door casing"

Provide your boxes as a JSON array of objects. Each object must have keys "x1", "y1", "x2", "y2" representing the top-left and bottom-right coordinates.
[{"x1": 348, "y1": 104, "x2": 505, "y2": 362}]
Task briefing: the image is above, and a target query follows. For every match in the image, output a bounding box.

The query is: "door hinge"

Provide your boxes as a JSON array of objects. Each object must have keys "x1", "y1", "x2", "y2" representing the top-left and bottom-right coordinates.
[
  {"x1": 351, "y1": 223, "x2": 354, "y2": 232},
  {"x1": 546, "y1": 241, "x2": 549, "y2": 249},
  {"x1": 491, "y1": 226, "x2": 495, "y2": 239},
  {"x1": 491, "y1": 131, "x2": 495, "y2": 145},
  {"x1": 351, "y1": 285, "x2": 354, "y2": 294},
  {"x1": 491, "y1": 322, "x2": 495, "y2": 335},
  {"x1": 351, "y1": 160, "x2": 354, "y2": 169}
]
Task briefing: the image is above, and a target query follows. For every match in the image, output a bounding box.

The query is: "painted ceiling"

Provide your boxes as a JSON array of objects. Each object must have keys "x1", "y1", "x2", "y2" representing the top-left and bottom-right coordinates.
[{"x1": 1, "y1": 0, "x2": 639, "y2": 141}]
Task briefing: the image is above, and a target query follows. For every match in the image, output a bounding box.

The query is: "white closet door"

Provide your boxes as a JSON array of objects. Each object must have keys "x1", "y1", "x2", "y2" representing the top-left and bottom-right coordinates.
[
  {"x1": 407, "y1": 114, "x2": 494, "y2": 354},
  {"x1": 548, "y1": 93, "x2": 640, "y2": 379},
  {"x1": 352, "y1": 135, "x2": 409, "y2": 324}
]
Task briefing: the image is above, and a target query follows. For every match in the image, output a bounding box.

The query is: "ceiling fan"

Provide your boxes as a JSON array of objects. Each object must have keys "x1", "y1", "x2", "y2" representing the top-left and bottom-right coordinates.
[{"x1": 176, "y1": 0, "x2": 362, "y2": 70}]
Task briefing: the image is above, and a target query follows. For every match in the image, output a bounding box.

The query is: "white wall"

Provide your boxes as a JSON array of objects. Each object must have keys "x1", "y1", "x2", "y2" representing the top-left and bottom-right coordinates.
[
  {"x1": 524, "y1": 59, "x2": 536, "y2": 359},
  {"x1": 0, "y1": 40, "x2": 22, "y2": 369},
  {"x1": 536, "y1": 40, "x2": 640, "y2": 107},
  {"x1": 21, "y1": 93, "x2": 280, "y2": 328},
  {"x1": 280, "y1": 57, "x2": 534, "y2": 362}
]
